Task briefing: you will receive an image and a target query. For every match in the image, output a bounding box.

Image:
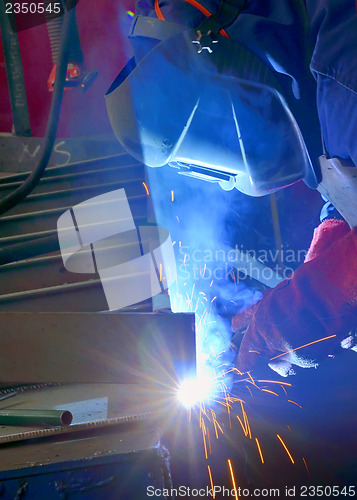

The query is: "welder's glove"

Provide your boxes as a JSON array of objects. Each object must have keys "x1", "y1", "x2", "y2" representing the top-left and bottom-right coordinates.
[{"x1": 233, "y1": 219, "x2": 357, "y2": 376}]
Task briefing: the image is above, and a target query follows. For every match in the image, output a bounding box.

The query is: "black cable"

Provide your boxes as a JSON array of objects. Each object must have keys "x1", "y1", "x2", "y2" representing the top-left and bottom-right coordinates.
[{"x1": 0, "y1": 2, "x2": 76, "y2": 216}]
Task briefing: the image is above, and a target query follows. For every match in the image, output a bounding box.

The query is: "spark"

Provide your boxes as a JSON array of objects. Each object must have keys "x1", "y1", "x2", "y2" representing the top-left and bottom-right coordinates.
[
  {"x1": 207, "y1": 427, "x2": 212, "y2": 454},
  {"x1": 236, "y1": 415, "x2": 247, "y2": 436},
  {"x1": 171, "y1": 190, "x2": 174, "y2": 202},
  {"x1": 240, "y1": 400, "x2": 251, "y2": 439},
  {"x1": 245, "y1": 385, "x2": 253, "y2": 397},
  {"x1": 248, "y1": 350, "x2": 261, "y2": 354},
  {"x1": 247, "y1": 372, "x2": 258, "y2": 387},
  {"x1": 202, "y1": 420, "x2": 208, "y2": 459},
  {"x1": 261, "y1": 389, "x2": 279, "y2": 397},
  {"x1": 176, "y1": 216, "x2": 180, "y2": 223},
  {"x1": 211, "y1": 410, "x2": 219, "y2": 439},
  {"x1": 257, "y1": 380, "x2": 292, "y2": 386},
  {"x1": 270, "y1": 334, "x2": 337, "y2": 360},
  {"x1": 142, "y1": 181, "x2": 149, "y2": 195},
  {"x1": 243, "y1": 407, "x2": 252, "y2": 439},
  {"x1": 227, "y1": 460, "x2": 239, "y2": 500},
  {"x1": 159, "y1": 263, "x2": 162, "y2": 281},
  {"x1": 255, "y1": 438, "x2": 264, "y2": 464},
  {"x1": 288, "y1": 400, "x2": 302, "y2": 409},
  {"x1": 214, "y1": 417, "x2": 224, "y2": 436},
  {"x1": 277, "y1": 434, "x2": 295, "y2": 464},
  {"x1": 302, "y1": 457, "x2": 311, "y2": 477},
  {"x1": 207, "y1": 466, "x2": 215, "y2": 499}
]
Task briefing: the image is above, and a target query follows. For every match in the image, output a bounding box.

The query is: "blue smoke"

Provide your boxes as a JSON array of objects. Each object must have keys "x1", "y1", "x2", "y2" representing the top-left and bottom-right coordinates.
[{"x1": 147, "y1": 164, "x2": 262, "y2": 386}]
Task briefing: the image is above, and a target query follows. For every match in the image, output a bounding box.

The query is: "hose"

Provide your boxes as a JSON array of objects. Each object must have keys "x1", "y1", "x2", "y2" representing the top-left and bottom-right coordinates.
[{"x1": 0, "y1": 1, "x2": 77, "y2": 216}]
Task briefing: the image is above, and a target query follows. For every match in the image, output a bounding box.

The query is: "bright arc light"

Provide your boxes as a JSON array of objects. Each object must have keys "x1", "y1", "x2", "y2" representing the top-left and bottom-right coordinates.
[{"x1": 177, "y1": 374, "x2": 217, "y2": 409}]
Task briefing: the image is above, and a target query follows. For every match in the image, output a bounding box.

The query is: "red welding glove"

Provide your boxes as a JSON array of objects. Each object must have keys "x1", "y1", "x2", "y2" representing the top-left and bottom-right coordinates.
[{"x1": 233, "y1": 219, "x2": 357, "y2": 376}]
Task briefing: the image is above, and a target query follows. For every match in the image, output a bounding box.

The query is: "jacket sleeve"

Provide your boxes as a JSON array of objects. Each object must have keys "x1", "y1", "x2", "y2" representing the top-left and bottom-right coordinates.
[{"x1": 235, "y1": 219, "x2": 357, "y2": 374}]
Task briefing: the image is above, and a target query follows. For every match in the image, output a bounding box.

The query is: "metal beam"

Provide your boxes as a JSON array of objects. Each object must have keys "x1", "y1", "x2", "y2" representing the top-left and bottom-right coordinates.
[{"x1": 0, "y1": 312, "x2": 196, "y2": 384}]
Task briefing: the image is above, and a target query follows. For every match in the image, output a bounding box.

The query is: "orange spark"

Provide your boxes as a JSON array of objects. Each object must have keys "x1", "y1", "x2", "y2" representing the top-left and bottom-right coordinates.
[
  {"x1": 227, "y1": 367, "x2": 243, "y2": 376},
  {"x1": 171, "y1": 190, "x2": 174, "y2": 202},
  {"x1": 207, "y1": 427, "x2": 212, "y2": 455},
  {"x1": 244, "y1": 410, "x2": 252, "y2": 439},
  {"x1": 270, "y1": 334, "x2": 337, "y2": 360},
  {"x1": 159, "y1": 263, "x2": 162, "y2": 281},
  {"x1": 247, "y1": 372, "x2": 258, "y2": 387},
  {"x1": 202, "y1": 421, "x2": 208, "y2": 459},
  {"x1": 257, "y1": 380, "x2": 292, "y2": 386},
  {"x1": 281, "y1": 385, "x2": 288, "y2": 396},
  {"x1": 255, "y1": 438, "x2": 264, "y2": 464},
  {"x1": 212, "y1": 412, "x2": 219, "y2": 439},
  {"x1": 240, "y1": 401, "x2": 251, "y2": 439},
  {"x1": 302, "y1": 457, "x2": 311, "y2": 477},
  {"x1": 229, "y1": 397, "x2": 245, "y2": 404},
  {"x1": 227, "y1": 460, "x2": 239, "y2": 500},
  {"x1": 245, "y1": 385, "x2": 253, "y2": 397},
  {"x1": 261, "y1": 389, "x2": 279, "y2": 397},
  {"x1": 215, "y1": 420, "x2": 224, "y2": 435},
  {"x1": 288, "y1": 400, "x2": 302, "y2": 408},
  {"x1": 248, "y1": 350, "x2": 261, "y2": 354},
  {"x1": 236, "y1": 415, "x2": 247, "y2": 436},
  {"x1": 277, "y1": 434, "x2": 295, "y2": 464},
  {"x1": 142, "y1": 182, "x2": 149, "y2": 195},
  {"x1": 207, "y1": 466, "x2": 215, "y2": 499}
]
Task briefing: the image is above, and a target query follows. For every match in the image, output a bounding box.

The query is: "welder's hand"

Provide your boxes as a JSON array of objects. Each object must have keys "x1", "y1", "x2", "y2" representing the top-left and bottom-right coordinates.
[
  {"x1": 235, "y1": 300, "x2": 321, "y2": 377},
  {"x1": 317, "y1": 155, "x2": 357, "y2": 229},
  {"x1": 233, "y1": 219, "x2": 357, "y2": 376}
]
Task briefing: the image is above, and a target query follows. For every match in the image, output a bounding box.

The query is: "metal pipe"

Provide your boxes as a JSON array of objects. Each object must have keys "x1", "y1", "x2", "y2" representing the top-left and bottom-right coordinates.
[
  {"x1": 0, "y1": 2, "x2": 31, "y2": 136},
  {"x1": 0, "y1": 409, "x2": 73, "y2": 426}
]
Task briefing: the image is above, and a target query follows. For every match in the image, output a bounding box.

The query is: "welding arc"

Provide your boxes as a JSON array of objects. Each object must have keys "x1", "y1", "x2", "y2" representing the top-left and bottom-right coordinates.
[{"x1": 0, "y1": 0, "x2": 77, "y2": 216}]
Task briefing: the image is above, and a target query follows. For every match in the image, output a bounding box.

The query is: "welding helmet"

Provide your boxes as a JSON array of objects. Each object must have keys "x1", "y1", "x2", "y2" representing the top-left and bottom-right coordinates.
[{"x1": 106, "y1": 17, "x2": 320, "y2": 196}]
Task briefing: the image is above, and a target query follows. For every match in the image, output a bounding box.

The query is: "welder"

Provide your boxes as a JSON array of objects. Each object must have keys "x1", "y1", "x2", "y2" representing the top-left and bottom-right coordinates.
[{"x1": 105, "y1": 0, "x2": 357, "y2": 375}]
